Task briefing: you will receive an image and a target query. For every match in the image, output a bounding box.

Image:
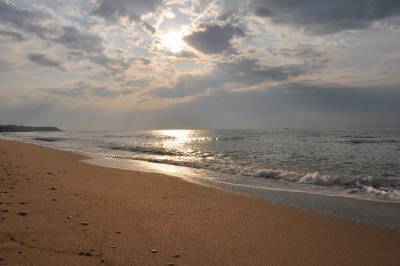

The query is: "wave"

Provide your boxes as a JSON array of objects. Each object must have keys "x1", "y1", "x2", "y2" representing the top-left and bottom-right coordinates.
[
  {"x1": 248, "y1": 169, "x2": 400, "y2": 197},
  {"x1": 254, "y1": 170, "x2": 400, "y2": 200},
  {"x1": 34, "y1": 137, "x2": 65, "y2": 142},
  {"x1": 136, "y1": 134, "x2": 176, "y2": 140},
  {"x1": 110, "y1": 154, "x2": 400, "y2": 200},
  {"x1": 102, "y1": 134, "x2": 131, "y2": 138},
  {"x1": 340, "y1": 135, "x2": 379, "y2": 139},
  {"x1": 108, "y1": 145, "x2": 182, "y2": 156},
  {"x1": 107, "y1": 144, "x2": 218, "y2": 158},
  {"x1": 214, "y1": 136, "x2": 246, "y2": 141},
  {"x1": 343, "y1": 139, "x2": 399, "y2": 144},
  {"x1": 102, "y1": 134, "x2": 176, "y2": 140}
]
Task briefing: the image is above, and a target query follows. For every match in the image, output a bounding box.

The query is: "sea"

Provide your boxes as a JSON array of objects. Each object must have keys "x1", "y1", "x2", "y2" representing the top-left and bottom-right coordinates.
[{"x1": 2, "y1": 129, "x2": 400, "y2": 228}]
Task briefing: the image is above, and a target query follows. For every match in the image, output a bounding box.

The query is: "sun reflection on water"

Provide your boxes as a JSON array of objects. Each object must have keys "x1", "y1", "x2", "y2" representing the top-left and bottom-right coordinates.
[
  {"x1": 156, "y1": 130, "x2": 195, "y2": 154},
  {"x1": 158, "y1": 129, "x2": 193, "y2": 143}
]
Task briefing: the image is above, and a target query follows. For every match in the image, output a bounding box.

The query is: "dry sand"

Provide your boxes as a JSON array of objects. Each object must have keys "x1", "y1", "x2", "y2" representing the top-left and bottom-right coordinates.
[{"x1": 0, "y1": 139, "x2": 400, "y2": 265}]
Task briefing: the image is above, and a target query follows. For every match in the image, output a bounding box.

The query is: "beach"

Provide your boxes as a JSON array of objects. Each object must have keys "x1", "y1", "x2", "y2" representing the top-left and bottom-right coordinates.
[{"x1": 1, "y1": 139, "x2": 400, "y2": 265}]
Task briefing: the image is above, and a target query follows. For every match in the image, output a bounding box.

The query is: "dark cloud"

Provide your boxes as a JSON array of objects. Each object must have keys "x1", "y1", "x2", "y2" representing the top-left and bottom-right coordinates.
[
  {"x1": 45, "y1": 82, "x2": 133, "y2": 98},
  {"x1": 0, "y1": 2, "x2": 101, "y2": 52},
  {"x1": 0, "y1": 2, "x2": 124, "y2": 73},
  {"x1": 0, "y1": 0, "x2": 49, "y2": 25},
  {"x1": 216, "y1": 58, "x2": 312, "y2": 83},
  {"x1": 54, "y1": 26, "x2": 104, "y2": 54},
  {"x1": 27, "y1": 53, "x2": 64, "y2": 71},
  {"x1": 155, "y1": 58, "x2": 315, "y2": 98},
  {"x1": 185, "y1": 23, "x2": 245, "y2": 54},
  {"x1": 92, "y1": 0, "x2": 162, "y2": 20},
  {"x1": 91, "y1": 0, "x2": 162, "y2": 33},
  {"x1": 52, "y1": 27, "x2": 132, "y2": 73},
  {"x1": 252, "y1": 0, "x2": 400, "y2": 34},
  {"x1": 0, "y1": 30, "x2": 26, "y2": 41},
  {"x1": 0, "y1": 0, "x2": 52, "y2": 38}
]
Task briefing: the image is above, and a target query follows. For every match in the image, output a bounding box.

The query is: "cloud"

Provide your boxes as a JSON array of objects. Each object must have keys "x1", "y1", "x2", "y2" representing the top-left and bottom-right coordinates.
[
  {"x1": 54, "y1": 26, "x2": 104, "y2": 54},
  {"x1": 149, "y1": 82, "x2": 400, "y2": 129},
  {"x1": 185, "y1": 23, "x2": 245, "y2": 54},
  {"x1": 0, "y1": 29, "x2": 26, "y2": 41},
  {"x1": 51, "y1": 27, "x2": 132, "y2": 74},
  {"x1": 0, "y1": 1, "x2": 121, "y2": 73},
  {"x1": 3, "y1": 81, "x2": 400, "y2": 129},
  {"x1": 251, "y1": 0, "x2": 400, "y2": 34},
  {"x1": 0, "y1": 0, "x2": 399, "y2": 130},
  {"x1": 155, "y1": 58, "x2": 316, "y2": 98},
  {"x1": 0, "y1": 59, "x2": 12, "y2": 72},
  {"x1": 45, "y1": 81, "x2": 133, "y2": 98},
  {"x1": 91, "y1": 0, "x2": 162, "y2": 33},
  {"x1": 27, "y1": 53, "x2": 64, "y2": 71},
  {"x1": 0, "y1": 0, "x2": 52, "y2": 38},
  {"x1": 92, "y1": 0, "x2": 162, "y2": 20}
]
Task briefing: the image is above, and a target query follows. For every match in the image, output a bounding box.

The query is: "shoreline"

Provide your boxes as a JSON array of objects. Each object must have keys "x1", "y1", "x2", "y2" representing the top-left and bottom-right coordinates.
[
  {"x1": 1, "y1": 139, "x2": 400, "y2": 265},
  {"x1": 4, "y1": 133, "x2": 400, "y2": 204},
  {"x1": 86, "y1": 157, "x2": 400, "y2": 229},
  {"x1": 5, "y1": 136, "x2": 400, "y2": 228}
]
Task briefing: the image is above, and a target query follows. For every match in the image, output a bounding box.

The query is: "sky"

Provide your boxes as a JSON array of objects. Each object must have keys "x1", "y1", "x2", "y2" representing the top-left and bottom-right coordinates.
[{"x1": 0, "y1": 0, "x2": 400, "y2": 130}]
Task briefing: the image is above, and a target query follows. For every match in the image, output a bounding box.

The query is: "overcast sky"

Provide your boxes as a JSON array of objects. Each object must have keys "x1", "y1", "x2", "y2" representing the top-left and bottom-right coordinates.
[{"x1": 1, "y1": 0, "x2": 400, "y2": 129}]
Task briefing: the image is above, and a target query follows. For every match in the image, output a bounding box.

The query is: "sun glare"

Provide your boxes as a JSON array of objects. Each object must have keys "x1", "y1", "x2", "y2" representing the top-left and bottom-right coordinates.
[{"x1": 160, "y1": 31, "x2": 186, "y2": 53}]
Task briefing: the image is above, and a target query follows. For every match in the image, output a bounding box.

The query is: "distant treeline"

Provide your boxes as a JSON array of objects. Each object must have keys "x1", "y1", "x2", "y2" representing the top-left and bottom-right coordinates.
[{"x1": 0, "y1": 125, "x2": 61, "y2": 132}]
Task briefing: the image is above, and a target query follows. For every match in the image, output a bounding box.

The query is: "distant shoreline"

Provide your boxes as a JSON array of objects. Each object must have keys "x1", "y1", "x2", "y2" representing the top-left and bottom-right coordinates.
[{"x1": 0, "y1": 124, "x2": 61, "y2": 132}]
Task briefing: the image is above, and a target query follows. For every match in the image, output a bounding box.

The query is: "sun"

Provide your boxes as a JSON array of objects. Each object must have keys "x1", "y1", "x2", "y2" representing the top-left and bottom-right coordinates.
[{"x1": 159, "y1": 31, "x2": 186, "y2": 53}]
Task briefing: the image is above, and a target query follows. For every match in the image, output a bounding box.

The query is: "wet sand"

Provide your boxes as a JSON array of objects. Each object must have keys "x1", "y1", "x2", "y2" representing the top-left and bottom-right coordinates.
[{"x1": 1, "y1": 139, "x2": 400, "y2": 265}]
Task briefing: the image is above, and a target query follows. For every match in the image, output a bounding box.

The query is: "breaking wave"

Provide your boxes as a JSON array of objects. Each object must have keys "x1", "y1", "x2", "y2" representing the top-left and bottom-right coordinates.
[
  {"x1": 110, "y1": 154, "x2": 400, "y2": 200},
  {"x1": 344, "y1": 139, "x2": 399, "y2": 144},
  {"x1": 34, "y1": 137, "x2": 65, "y2": 142},
  {"x1": 108, "y1": 145, "x2": 182, "y2": 156}
]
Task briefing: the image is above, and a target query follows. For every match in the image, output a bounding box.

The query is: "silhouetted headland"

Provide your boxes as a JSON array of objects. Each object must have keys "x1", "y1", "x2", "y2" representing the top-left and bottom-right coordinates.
[{"x1": 0, "y1": 124, "x2": 61, "y2": 132}]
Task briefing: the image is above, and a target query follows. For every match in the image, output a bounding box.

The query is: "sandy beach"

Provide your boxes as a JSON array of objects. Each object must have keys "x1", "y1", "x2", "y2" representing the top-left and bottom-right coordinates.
[{"x1": 0, "y1": 139, "x2": 400, "y2": 265}]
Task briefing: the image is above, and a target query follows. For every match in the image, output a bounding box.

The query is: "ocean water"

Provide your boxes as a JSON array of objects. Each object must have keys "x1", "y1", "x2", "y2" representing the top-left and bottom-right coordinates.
[{"x1": 2, "y1": 129, "x2": 400, "y2": 203}]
